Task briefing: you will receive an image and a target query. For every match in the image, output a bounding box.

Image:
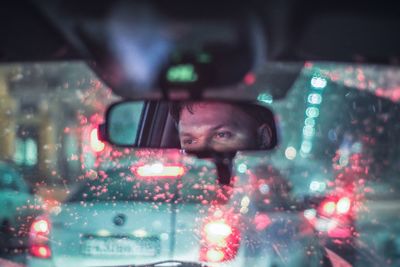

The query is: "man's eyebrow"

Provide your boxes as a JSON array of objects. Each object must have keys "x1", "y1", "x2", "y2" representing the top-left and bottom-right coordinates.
[
  {"x1": 179, "y1": 124, "x2": 234, "y2": 137},
  {"x1": 179, "y1": 132, "x2": 194, "y2": 137},
  {"x1": 210, "y1": 124, "x2": 235, "y2": 131}
]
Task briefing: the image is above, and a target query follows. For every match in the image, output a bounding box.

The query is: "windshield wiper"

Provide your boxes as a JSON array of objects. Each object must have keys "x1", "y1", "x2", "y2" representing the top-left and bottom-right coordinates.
[{"x1": 99, "y1": 260, "x2": 208, "y2": 267}]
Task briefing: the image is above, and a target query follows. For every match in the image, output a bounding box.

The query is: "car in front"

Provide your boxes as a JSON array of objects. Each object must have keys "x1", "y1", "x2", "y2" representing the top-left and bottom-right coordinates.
[
  {"x1": 27, "y1": 158, "x2": 244, "y2": 267},
  {"x1": 0, "y1": 161, "x2": 43, "y2": 255}
]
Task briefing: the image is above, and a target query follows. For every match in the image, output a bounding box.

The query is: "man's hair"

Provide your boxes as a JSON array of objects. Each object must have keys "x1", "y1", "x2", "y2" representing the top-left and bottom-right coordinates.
[{"x1": 169, "y1": 101, "x2": 278, "y2": 149}]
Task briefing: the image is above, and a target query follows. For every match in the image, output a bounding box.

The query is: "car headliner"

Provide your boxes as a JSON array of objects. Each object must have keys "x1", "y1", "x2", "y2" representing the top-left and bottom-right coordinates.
[
  {"x1": 1, "y1": 1, "x2": 400, "y2": 63},
  {"x1": 1, "y1": 0, "x2": 400, "y2": 101}
]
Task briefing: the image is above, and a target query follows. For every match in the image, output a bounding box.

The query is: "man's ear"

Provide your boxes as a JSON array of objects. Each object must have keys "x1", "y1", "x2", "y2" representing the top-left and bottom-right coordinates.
[{"x1": 257, "y1": 123, "x2": 272, "y2": 149}]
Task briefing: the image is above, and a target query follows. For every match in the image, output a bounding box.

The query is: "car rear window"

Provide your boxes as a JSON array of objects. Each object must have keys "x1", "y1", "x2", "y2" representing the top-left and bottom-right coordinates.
[{"x1": 67, "y1": 169, "x2": 218, "y2": 204}]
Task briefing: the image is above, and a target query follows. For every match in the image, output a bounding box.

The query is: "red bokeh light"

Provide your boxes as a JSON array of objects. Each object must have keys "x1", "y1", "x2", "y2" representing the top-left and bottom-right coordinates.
[
  {"x1": 243, "y1": 73, "x2": 256, "y2": 86},
  {"x1": 30, "y1": 245, "x2": 51, "y2": 258}
]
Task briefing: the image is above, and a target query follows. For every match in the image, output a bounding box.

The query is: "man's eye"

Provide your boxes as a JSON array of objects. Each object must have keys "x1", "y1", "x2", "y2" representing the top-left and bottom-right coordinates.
[
  {"x1": 183, "y1": 139, "x2": 194, "y2": 145},
  {"x1": 215, "y1": 131, "x2": 232, "y2": 139}
]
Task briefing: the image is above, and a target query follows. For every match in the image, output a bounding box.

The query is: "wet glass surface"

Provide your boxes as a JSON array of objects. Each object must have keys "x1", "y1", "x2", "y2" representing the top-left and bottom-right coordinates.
[{"x1": 0, "y1": 62, "x2": 400, "y2": 266}]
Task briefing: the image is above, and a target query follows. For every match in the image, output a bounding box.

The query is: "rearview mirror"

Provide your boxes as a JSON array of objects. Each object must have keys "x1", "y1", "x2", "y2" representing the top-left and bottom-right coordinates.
[{"x1": 103, "y1": 100, "x2": 278, "y2": 153}]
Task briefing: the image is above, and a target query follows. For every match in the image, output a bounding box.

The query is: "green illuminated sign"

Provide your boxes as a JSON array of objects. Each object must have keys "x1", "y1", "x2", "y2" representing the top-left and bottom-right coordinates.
[{"x1": 167, "y1": 64, "x2": 198, "y2": 83}]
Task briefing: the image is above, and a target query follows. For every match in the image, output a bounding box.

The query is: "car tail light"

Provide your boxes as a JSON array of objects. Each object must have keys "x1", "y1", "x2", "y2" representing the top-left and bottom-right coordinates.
[
  {"x1": 319, "y1": 197, "x2": 352, "y2": 217},
  {"x1": 314, "y1": 196, "x2": 353, "y2": 238},
  {"x1": 30, "y1": 244, "x2": 52, "y2": 258},
  {"x1": 133, "y1": 163, "x2": 185, "y2": 178},
  {"x1": 336, "y1": 197, "x2": 351, "y2": 214},
  {"x1": 29, "y1": 217, "x2": 51, "y2": 259},
  {"x1": 200, "y1": 219, "x2": 240, "y2": 262},
  {"x1": 204, "y1": 221, "x2": 233, "y2": 244},
  {"x1": 31, "y1": 219, "x2": 50, "y2": 235},
  {"x1": 321, "y1": 200, "x2": 336, "y2": 217}
]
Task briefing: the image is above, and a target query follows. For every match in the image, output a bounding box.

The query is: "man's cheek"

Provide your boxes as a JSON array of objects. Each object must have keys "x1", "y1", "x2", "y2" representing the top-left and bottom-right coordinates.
[
  {"x1": 224, "y1": 138, "x2": 250, "y2": 150},
  {"x1": 235, "y1": 132, "x2": 256, "y2": 146}
]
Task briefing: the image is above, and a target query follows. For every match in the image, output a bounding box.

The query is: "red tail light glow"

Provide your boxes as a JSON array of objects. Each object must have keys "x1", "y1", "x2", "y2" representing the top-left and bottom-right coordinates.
[
  {"x1": 31, "y1": 219, "x2": 50, "y2": 235},
  {"x1": 321, "y1": 201, "x2": 336, "y2": 216},
  {"x1": 134, "y1": 163, "x2": 185, "y2": 178},
  {"x1": 200, "y1": 219, "x2": 240, "y2": 263},
  {"x1": 30, "y1": 245, "x2": 51, "y2": 258},
  {"x1": 204, "y1": 221, "x2": 232, "y2": 245},
  {"x1": 319, "y1": 196, "x2": 352, "y2": 217},
  {"x1": 29, "y1": 217, "x2": 51, "y2": 259},
  {"x1": 312, "y1": 196, "x2": 354, "y2": 237},
  {"x1": 328, "y1": 226, "x2": 352, "y2": 238}
]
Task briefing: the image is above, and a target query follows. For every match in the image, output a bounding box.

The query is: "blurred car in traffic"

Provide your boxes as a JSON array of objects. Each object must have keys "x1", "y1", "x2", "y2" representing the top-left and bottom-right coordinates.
[
  {"x1": 0, "y1": 161, "x2": 43, "y2": 254},
  {"x1": 27, "y1": 161, "x2": 238, "y2": 267},
  {"x1": 27, "y1": 159, "x2": 322, "y2": 267}
]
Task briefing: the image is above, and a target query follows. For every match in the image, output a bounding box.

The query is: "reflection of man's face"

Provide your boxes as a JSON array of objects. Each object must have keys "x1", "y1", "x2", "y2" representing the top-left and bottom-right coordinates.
[{"x1": 178, "y1": 102, "x2": 262, "y2": 152}]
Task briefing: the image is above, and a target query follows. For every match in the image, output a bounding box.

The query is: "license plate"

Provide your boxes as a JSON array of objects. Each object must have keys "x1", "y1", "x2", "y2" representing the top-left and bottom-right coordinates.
[{"x1": 81, "y1": 236, "x2": 160, "y2": 257}]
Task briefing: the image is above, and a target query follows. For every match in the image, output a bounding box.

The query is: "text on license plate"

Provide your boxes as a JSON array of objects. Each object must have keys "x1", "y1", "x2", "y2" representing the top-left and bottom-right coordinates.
[{"x1": 81, "y1": 237, "x2": 160, "y2": 257}]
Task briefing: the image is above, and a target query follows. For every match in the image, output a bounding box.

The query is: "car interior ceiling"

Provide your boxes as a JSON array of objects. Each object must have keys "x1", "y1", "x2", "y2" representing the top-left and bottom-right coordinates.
[{"x1": 1, "y1": 1, "x2": 400, "y2": 66}]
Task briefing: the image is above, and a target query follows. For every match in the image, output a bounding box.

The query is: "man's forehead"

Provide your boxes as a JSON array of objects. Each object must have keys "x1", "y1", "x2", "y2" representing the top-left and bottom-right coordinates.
[{"x1": 179, "y1": 102, "x2": 240, "y2": 126}]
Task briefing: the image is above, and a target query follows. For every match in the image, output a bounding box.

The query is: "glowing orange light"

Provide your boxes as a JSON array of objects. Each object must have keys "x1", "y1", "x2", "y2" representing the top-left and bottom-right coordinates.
[
  {"x1": 90, "y1": 128, "x2": 105, "y2": 152},
  {"x1": 134, "y1": 163, "x2": 185, "y2": 178}
]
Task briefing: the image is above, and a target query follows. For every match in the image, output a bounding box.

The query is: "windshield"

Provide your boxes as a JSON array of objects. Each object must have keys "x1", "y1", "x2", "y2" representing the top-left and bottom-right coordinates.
[{"x1": 1, "y1": 61, "x2": 400, "y2": 267}]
